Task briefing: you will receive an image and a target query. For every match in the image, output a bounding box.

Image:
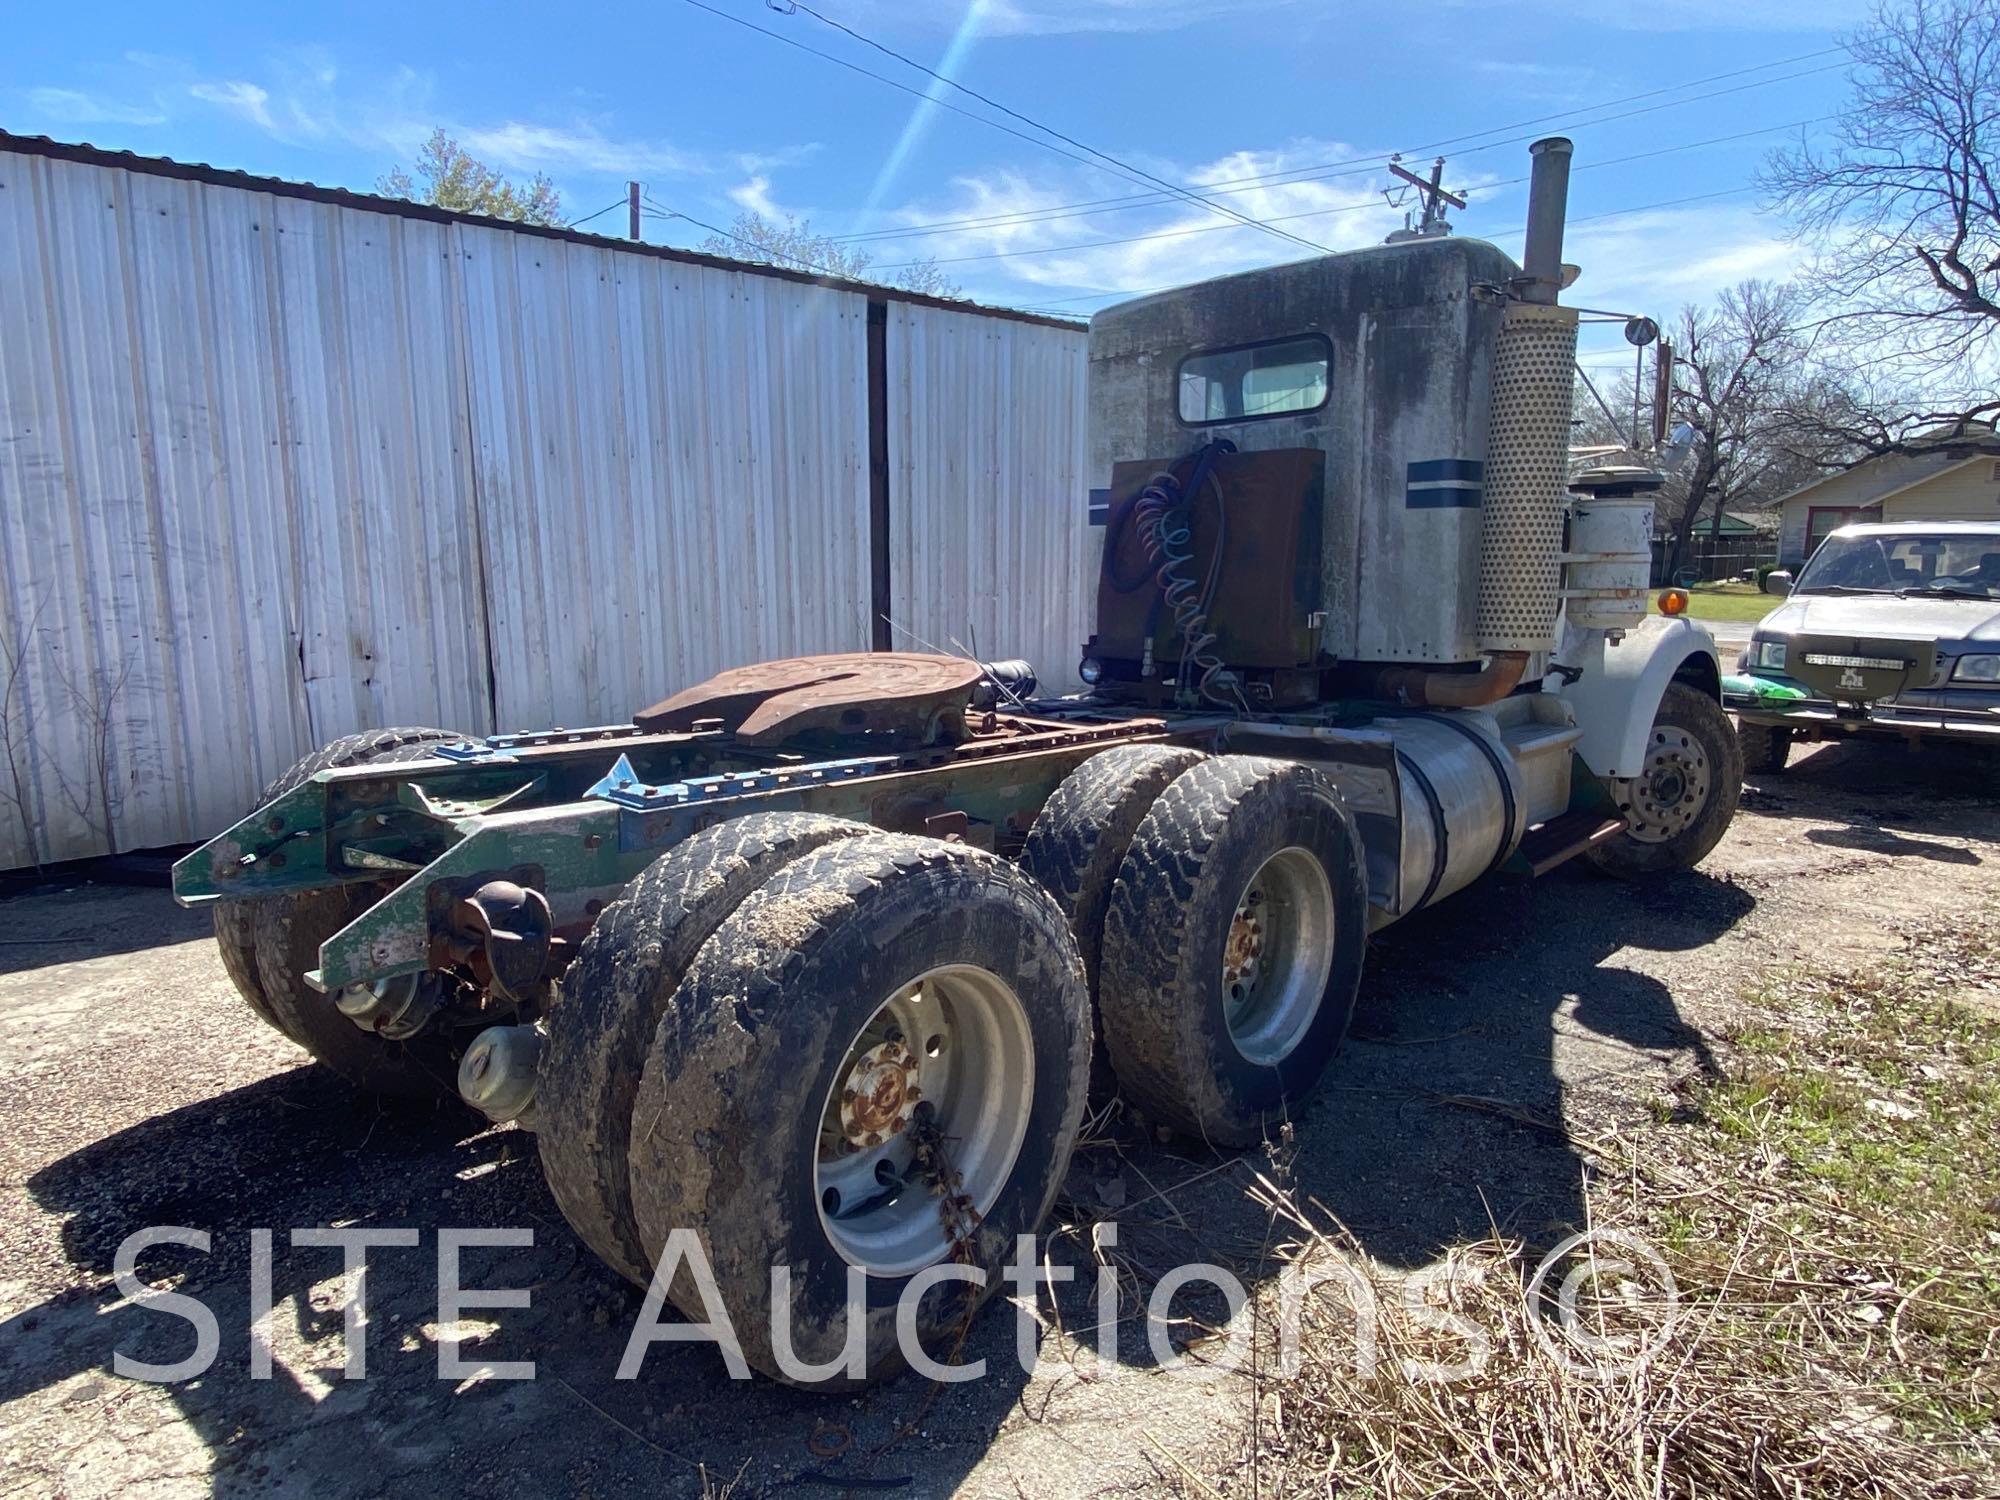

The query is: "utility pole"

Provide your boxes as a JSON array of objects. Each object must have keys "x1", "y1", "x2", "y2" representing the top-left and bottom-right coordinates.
[
  {"x1": 628, "y1": 181, "x2": 641, "y2": 242},
  {"x1": 1383, "y1": 155, "x2": 1467, "y2": 243}
]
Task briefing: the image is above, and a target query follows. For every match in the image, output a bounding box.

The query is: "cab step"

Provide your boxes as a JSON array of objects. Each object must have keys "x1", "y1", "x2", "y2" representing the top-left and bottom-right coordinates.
[{"x1": 1515, "y1": 810, "x2": 1626, "y2": 876}]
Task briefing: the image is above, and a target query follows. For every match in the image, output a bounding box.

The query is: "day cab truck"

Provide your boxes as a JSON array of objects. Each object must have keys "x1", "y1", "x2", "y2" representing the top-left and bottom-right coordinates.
[{"x1": 174, "y1": 137, "x2": 1740, "y2": 1384}]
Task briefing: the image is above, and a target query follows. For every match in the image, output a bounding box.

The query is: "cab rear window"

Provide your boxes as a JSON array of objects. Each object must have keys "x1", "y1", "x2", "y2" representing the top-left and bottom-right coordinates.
[{"x1": 1177, "y1": 335, "x2": 1331, "y2": 425}]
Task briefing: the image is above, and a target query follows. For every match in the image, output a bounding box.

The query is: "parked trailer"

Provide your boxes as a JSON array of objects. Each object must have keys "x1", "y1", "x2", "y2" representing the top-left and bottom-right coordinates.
[{"x1": 172, "y1": 138, "x2": 1741, "y2": 1385}]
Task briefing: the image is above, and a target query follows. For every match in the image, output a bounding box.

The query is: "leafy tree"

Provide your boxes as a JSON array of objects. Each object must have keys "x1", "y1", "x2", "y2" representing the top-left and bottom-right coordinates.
[
  {"x1": 1761, "y1": 0, "x2": 2000, "y2": 449},
  {"x1": 379, "y1": 130, "x2": 565, "y2": 227},
  {"x1": 699, "y1": 211, "x2": 961, "y2": 298}
]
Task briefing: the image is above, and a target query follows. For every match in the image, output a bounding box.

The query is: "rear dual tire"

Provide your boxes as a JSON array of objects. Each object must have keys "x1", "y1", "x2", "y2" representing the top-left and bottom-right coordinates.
[
  {"x1": 544, "y1": 832, "x2": 1092, "y2": 1387},
  {"x1": 536, "y1": 812, "x2": 873, "y2": 1286},
  {"x1": 1098, "y1": 756, "x2": 1368, "y2": 1146}
]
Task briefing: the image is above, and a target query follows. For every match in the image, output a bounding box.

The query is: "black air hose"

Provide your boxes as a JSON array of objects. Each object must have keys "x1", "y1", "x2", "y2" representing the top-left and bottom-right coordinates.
[{"x1": 1130, "y1": 439, "x2": 1244, "y2": 711}]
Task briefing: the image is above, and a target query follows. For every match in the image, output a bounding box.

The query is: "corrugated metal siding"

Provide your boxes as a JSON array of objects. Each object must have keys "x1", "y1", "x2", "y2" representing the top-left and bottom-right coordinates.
[
  {"x1": 886, "y1": 301, "x2": 1091, "y2": 690},
  {"x1": 0, "y1": 148, "x2": 878, "y2": 867},
  {"x1": 452, "y1": 227, "x2": 871, "y2": 730}
]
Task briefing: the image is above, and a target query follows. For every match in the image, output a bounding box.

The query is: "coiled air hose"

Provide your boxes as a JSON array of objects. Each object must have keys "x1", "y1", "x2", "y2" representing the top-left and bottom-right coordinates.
[{"x1": 1127, "y1": 439, "x2": 1247, "y2": 712}]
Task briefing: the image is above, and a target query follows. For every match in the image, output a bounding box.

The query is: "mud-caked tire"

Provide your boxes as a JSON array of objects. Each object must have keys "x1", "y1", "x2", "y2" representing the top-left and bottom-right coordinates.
[
  {"x1": 626, "y1": 834, "x2": 1092, "y2": 1388},
  {"x1": 1019, "y1": 743, "x2": 1206, "y2": 1092},
  {"x1": 1586, "y1": 683, "x2": 1743, "y2": 878},
  {"x1": 538, "y1": 812, "x2": 873, "y2": 1287},
  {"x1": 1737, "y1": 719, "x2": 1792, "y2": 776},
  {"x1": 1098, "y1": 756, "x2": 1368, "y2": 1148},
  {"x1": 214, "y1": 727, "x2": 466, "y2": 1040}
]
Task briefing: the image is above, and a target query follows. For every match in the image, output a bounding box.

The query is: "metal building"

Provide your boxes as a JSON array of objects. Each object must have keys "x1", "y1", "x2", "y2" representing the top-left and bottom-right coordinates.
[{"x1": 0, "y1": 134, "x2": 1088, "y2": 868}]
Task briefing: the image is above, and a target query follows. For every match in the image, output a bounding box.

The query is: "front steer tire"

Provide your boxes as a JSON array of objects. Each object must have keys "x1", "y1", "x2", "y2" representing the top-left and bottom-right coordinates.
[
  {"x1": 625, "y1": 834, "x2": 1092, "y2": 1388},
  {"x1": 538, "y1": 812, "x2": 873, "y2": 1287},
  {"x1": 1098, "y1": 756, "x2": 1368, "y2": 1148},
  {"x1": 1586, "y1": 682, "x2": 1743, "y2": 878}
]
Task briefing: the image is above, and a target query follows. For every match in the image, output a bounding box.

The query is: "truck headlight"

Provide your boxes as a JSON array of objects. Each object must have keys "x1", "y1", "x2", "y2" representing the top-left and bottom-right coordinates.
[
  {"x1": 1078, "y1": 656, "x2": 1104, "y2": 685},
  {"x1": 1744, "y1": 639, "x2": 1787, "y2": 672},
  {"x1": 1952, "y1": 654, "x2": 2000, "y2": 682}
]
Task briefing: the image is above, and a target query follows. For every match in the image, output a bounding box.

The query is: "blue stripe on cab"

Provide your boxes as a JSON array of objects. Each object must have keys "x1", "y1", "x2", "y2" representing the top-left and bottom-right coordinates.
[
  {"x1": 1407, "y1": 458, "x2": 1484, "y2": 483},
  {"x1": 1406, "y1": 483, "x2": 1483, "y2": 509},
  {"x1": 1406, "y1": 458, "x2": 1483, "y2": 509}
]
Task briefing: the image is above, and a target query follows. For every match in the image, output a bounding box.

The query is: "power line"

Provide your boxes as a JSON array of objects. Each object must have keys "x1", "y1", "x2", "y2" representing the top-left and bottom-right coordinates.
[
  {"x1": 642, "y1": 197, "x2": 862, "y2": 282},
  {"x1": 827, "y1": 52, "x2": 1845, "y2": 247},
  {"x1": 1013, "y1": 184, "x2": 1764, "y2": 311},
  {"x1": 871, "y1": 118, "x2": 1822, "y2": 274},
  {"x1": 681, "y1": 0, "x2": 1126, "y2": 181},
  {"x1": 772, "y1": 0, "x2": 1336, "y2": 258},
  {"x1": 567, "y1": 196, "x2": 631, "y2": 231}
]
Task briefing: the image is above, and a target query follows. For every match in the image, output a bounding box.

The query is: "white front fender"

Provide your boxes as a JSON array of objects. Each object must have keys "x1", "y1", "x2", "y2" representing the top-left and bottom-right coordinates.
[{"x1": 1558, "y1": 616, "x2": 1722, "y2": 779}]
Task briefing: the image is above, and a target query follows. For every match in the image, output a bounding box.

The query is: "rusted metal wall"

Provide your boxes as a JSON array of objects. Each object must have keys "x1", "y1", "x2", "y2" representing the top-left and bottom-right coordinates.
[
  {"x1": 0, "y1": 147, "x2": 879, "y2": 867},
  {"x1": 885, "y1": 301, "x2": 1092, "y2": 693}
]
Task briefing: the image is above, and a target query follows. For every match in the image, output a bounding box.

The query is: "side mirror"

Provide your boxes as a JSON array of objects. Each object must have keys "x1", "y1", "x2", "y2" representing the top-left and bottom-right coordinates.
[{"x1": 1763, "y1": 571, "x2": 1793, "y2": 597}]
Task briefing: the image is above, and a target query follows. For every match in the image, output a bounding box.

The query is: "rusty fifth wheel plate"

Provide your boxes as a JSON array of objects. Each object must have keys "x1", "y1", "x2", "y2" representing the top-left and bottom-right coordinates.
[{"x1": 634, "y1": 652, "x2": 984, "y2": 745}]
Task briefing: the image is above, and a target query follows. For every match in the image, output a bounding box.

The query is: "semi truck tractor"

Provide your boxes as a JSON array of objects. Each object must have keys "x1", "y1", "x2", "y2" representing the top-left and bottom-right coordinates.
[{"x1": 173, "y1": 136, "x2": 1740, "y2": 1384}]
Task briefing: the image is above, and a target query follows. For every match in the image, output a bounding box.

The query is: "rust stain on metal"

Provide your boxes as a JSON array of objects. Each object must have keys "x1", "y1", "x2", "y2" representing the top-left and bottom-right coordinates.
[{"x1": 634, "y1": 652, "x2": 984, "y2": 745}]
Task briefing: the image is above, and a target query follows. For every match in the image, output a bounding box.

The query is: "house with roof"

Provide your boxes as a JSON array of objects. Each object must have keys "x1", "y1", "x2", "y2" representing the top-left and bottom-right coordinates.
[{"x1": 1775, "y1": 430, "x2": 2000, "y2": 567}]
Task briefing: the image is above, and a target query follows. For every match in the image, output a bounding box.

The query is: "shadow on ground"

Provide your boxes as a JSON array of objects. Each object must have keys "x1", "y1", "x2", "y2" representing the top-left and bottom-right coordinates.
[
  {"x1": 0, "y1": 882, "x2": 214, "y2": 975},
  {"x1": 11, "y1": 732, "x2": 1997, "y2": 1496}
]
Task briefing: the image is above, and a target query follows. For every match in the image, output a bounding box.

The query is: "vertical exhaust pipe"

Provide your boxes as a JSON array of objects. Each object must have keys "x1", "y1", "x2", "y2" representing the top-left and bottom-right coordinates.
[{"x1": 1521, "y1": 136, "x2": 1573, "y2": 306}]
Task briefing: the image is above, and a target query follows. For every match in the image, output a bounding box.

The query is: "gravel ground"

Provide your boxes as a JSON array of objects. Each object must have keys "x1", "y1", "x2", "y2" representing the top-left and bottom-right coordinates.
[{"x1": 3, "y1": 734, "x2": 1997, "y2": 1499}]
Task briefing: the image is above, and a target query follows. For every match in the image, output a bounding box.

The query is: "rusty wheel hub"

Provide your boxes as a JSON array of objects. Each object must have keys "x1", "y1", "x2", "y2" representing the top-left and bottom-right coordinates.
[
  {"x1": 836, "y1": 1038, "x2": 922, "y2": 1149},
  {"x1": 1224, "y1": 888, "x2": 1267, "y2": 999},
  {"x1": 1218, "y1": 847, "x2": 1338, "y2": 1067},
  {"x1": 812, "y1": 967, "x2": 1034, "y2": 1276}
]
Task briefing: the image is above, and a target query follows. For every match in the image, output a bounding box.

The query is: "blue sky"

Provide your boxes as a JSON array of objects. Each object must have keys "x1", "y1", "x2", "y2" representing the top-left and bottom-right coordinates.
[{"x1": 7, "y1": 0, "x2": 1873, "y2": 372}]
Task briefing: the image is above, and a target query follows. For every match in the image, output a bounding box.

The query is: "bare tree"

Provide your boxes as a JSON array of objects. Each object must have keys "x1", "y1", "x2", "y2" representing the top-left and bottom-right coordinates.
[
  {"x1": 1762, "y1": 0, "x2": 2000, "y2": 447},
  {"x1": 699, "y1": 211, "x2": 962, "y2": 298},
  {"x1": 1662, "y1": 282, "x2": 1813, "y2": 581},
  {"x1": 380, "y1": 130, "x2": 565, "y2": 227},
  {"x1": 45, "y1": 634, "x2": 140, "y2": 858},
  {"x1": 0, "y1": 599, "x2": 46, "y2": 870}
]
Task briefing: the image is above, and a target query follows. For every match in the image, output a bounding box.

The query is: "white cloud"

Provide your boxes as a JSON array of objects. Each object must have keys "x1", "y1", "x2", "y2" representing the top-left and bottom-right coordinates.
[
  {"x1": 727, "y1": 173, "x2": 783, "y2": 218},
  {"x1": 875, "y1": 138, "x2": 1487, "y2": 301},
  {"x1": 189, "y1": 80, "x2": 276, "y2": 132},
  {"x1": 1542, "y1": 204, "x2": 1806, "y2": 328},
  {"x1": 24, "y1": 86, "x2": 167, "y2": 127},
  {"x1": 173, "y1": 53, "x2": 730, "y2": 185},
  {"x1": 452, "y1": 120, "x2": 706, "y2": 177}
]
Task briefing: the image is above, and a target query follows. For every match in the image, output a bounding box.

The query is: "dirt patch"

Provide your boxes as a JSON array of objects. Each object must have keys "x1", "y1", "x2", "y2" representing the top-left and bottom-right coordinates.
[{"x1": 4, "y1": 737, "x2": 1999, "y2": 1497}]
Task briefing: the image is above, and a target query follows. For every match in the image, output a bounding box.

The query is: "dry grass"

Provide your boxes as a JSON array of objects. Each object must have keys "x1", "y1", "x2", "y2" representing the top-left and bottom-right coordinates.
[{"x1": 1225, "y1": 912, "x2": 2000, "y2": 1498}]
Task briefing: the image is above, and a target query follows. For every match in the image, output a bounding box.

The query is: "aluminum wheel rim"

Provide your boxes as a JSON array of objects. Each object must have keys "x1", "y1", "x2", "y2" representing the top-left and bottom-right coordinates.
[
  {"x1": 812, "y1": 964, "x2": 1034, "y2": 1276},
  {"x1": 1624, "y1": 727, "x2": 1711, "y2": 843},
  {"x1": 1221, "y1": 846, "x2": 1336, "y2": 1067}
]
